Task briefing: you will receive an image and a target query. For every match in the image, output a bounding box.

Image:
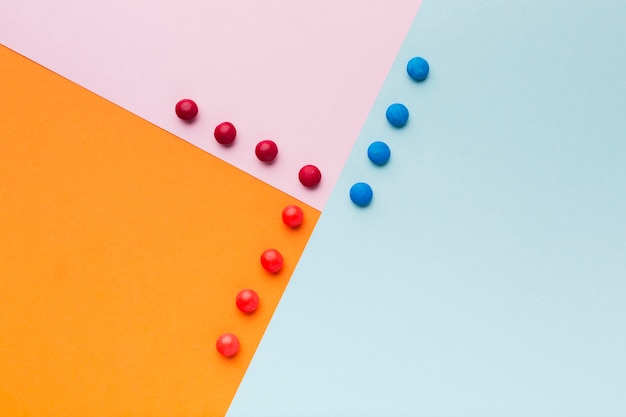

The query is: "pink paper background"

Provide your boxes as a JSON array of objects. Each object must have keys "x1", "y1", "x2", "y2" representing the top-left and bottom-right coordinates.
[{"x1": 0, "y1": 0, "x2": 421, "y2": 210}]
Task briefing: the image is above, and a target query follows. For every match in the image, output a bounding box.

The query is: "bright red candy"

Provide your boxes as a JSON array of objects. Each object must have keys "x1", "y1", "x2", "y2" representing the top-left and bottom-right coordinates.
[
  {"x1": 236, "y1": 289, "x2": 259, "y2": 313},
  {"x1": 175, "y1": 99, "x2": 198, "y2": 121},
  {"x1": 216, "y1": 333, "x2": 240, "y2": 357},
  {"x1": 255, "y1": 140, "x2": 278, "y2": 162},
  {"x1": 282, "y1": 204, "x2": 304, "y2": 227},
  {"x1": 298, "y1": 165, "x2": 321, "y2": 188},
  {"x1": 260, "y1": 249, "x2": 284, "y2": 273},
  {"x1": 214, "y1": 122, "x2": 237, "y2": 145}
]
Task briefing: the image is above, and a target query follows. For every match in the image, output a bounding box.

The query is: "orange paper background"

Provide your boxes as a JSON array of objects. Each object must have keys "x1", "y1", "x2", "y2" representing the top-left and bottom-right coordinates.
[{"x1": 0, "y1": 45, "x2": 320, "y2": 417}]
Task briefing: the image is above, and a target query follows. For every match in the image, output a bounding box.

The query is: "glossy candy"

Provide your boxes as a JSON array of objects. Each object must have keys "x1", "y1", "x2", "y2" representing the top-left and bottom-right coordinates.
[
  {"x1": 260, "y1": 249, "x2": 284, "y2": 273},
  {"x1": 350, "y1": 182, "x2": 373, "y2": 207},
  {"x1": 214, "y1": 122, "x2": 237, "y2": 145},
  {"x1": 255, "y1": 140, "x2": 278, "y2": 162},
  {"x1": 367, "y1": 141, "x2": 391, "y2": 166},
  {"x1": 175, "y1": 98, "x2": 198, "y2": 121},
  {"x1": 298, "y1": 165, "x2": 321, "y2": 188},
  {"x1": 407, "y1": 56, "x2": 430, "y2": 81},
  {"x1": 385, "y1": 103, "x2": 409, "y2": 128},
  {"x1": 236, "y1": 289, "x2": 259, "y2": 314},
  {"x1": 216, "y1": 333, "x2": 240, "y2": 357},
  {"x1": 282, "y1": 204, "x2": 304, "y2": 227}
]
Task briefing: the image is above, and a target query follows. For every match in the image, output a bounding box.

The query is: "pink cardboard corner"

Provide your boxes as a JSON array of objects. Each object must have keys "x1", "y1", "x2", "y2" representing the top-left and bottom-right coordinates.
[{"x1": 0, "y1": 0, "x2": 422, "y2": 210}]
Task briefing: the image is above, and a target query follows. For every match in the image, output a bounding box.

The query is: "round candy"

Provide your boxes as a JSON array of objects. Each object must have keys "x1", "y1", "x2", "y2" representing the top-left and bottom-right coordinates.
[
  {"x1": 260, "y1": 249, "x2": 284, "y2": 273},
  {"x1": 282, "y1": 204, "x2": 304, "y2": 227},
  {"x1": 214, "y1": 122, "x2": 237, "y2": 145},
  {"x1": 216, "y1": 333, "x2": 240, "y2": 357},
  {"x1": 367, "y1": 141, "x2": 391, "y2": 166},
  {"x1": 350, "y1": 182, "x2": 373, "y2": 207},
  {"x1": 386, "y1": 103, "x2": 409, "y2": 128},
  {"x1": 407, "y1": 56, "x2": 430, "y2": 81},
  {"x1": 236, "y1": 289, "x2": 259, "y2": 314},
  {"x1": 175, "y1": 99, "x2": 198, "y2": 121},
  {"x1": 255, "y1": 140, "x2": 278, "y2": 162},
  {"x1": 298, "y1": 165, "x2": 321, "y2": 188}
]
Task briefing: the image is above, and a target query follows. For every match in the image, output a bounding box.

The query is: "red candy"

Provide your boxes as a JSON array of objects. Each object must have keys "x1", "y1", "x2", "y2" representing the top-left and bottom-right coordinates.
[
  {"x1": 216, "y1": 333, "x2": 240, "y2": 357},
  {"x1": 260, "y1": 249, "x2": 284, "y2": 273},
  {"x1": 255, "y1": 140, "x2": 278, "y2": 162},
  {"x1": 175, "y1": 98, "x2": 198, "y2": 121},
  {"x1": 282, "y1": 204, "x2": 304, "y2": 227},
  {"x1": 236, "y1": 289, "x2": 259, "y2": 314},
  {"x1": 214, "y1": 122, "x2": 237, "y2": 145},
  {"x1": 298, "y1": 165, "x2": 321, "y2": 188}
]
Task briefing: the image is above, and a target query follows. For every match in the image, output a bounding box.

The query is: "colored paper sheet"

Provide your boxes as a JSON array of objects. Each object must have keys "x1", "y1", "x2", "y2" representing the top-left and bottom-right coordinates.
[
  {"x1": 0, "y1": 45, "x2": 319, "y2": 417},
  {"x1": 227, "y1": 1, "x2": 626, "y2": 416},
  {"x1": 0, "y1": 0, "x2": 422, "y2": 210}
]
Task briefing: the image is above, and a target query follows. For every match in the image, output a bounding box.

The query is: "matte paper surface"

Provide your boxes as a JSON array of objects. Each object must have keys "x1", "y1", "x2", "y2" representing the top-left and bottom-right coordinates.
[
  {"x1": 0, "y1": 0, "x2": 422, "y2": 210},
  {"x1": 228, "y1": 1, "x2": 626, "y2": 416},
  {"x1": 0, "y1": 46, "x2": 319, "y2": 417}
]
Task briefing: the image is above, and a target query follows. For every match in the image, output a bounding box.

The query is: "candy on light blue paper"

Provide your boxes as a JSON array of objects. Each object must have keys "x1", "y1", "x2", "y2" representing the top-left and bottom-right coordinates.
[
  {"x1": 407, "y1": 56, "x2": 429, "y2": 81},
  {"x1": 367, "y1": 141, "x2": 391, "y2": 166},
  {"x1": 349, "y1": 182, "x2": 373, "y2": 207},
  {"x1": 385, "y1": 103, "x2": 409, "y2": 127}
]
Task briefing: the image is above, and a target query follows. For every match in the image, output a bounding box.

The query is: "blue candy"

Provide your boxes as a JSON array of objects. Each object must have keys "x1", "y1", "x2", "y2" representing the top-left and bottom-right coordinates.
[
  {"x1": 406, "y1": 56, "x2": 429, "y2": 81},
  {"x1": 367, "y1": 141, "x2": 391, "y2": 166},
  {"x1": 350, "y1": 182, "x2": 373, "y2": 207},
  {"x1": 385, "y1": 103, "x2": 409, "y2": 128}
]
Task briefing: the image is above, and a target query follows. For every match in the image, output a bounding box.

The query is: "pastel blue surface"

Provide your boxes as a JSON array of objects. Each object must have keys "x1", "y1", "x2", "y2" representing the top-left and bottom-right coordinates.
[{"x1": 228, "y1": 1, "x2": 626, "y2": 416}]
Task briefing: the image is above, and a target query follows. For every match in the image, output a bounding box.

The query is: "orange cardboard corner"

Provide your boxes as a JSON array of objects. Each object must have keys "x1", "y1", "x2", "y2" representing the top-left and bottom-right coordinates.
[{"x1": 0, "y1": 45, "x2": 319, "y2": 417}]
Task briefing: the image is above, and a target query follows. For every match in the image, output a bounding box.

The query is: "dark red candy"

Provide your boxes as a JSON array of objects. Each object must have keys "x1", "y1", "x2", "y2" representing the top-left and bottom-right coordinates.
[
  {"x1": 214, "y1": 122, "x2": 237, "y2": 145},
  {"x1": 298, "y1": 165, "x2": 321, "y2": 188},
  {"x1": 255, "y1": 140, "x2": 278, "y2": 162},
  {"x1": 175, "y1": 99, "x2": 198, "y2": 121}
]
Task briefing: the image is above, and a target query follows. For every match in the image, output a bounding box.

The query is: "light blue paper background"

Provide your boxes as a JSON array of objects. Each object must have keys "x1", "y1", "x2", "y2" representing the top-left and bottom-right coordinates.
[{"x1": 228, "y1": 1, "x2": 626, "y2": 415}]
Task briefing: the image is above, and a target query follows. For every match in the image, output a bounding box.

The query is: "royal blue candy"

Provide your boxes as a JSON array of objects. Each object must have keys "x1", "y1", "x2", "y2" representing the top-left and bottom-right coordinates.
[
  {"x1": 350, "y1": 182, "x2": 373, "y2": 207},
  {"x1": 407, "y1": 57, "x2": 429, "y2": 81},
  {"x1": 385, "y1": 103, "x2": 409, "y2": 128},
  {"x1": 367, "y1": 141, "x2": 391, "y2": 166}
]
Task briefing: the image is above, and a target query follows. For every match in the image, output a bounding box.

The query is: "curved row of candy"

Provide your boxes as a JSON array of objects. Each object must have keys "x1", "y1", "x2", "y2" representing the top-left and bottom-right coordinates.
[
  {"x1": 349, "y1": 56, "x2": 429, "y2": 207},
  {"x1": 215, "y1": 204, "x2": 305, "y2": 357},
  {"x1": 213, "y1": 205, "x2": 304, "y2": 357},
  {"x1": 175, "y1": 100, "x2": 322, "y2": 188},
  {"x1": 173, "y1": 103, "x2": 311, "y2": 358}
]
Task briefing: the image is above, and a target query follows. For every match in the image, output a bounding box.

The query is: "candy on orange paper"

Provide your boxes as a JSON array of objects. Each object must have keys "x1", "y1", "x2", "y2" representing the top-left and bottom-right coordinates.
[{"x1": 0, "y1": 45, "x2": 319, "y2": 417}]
